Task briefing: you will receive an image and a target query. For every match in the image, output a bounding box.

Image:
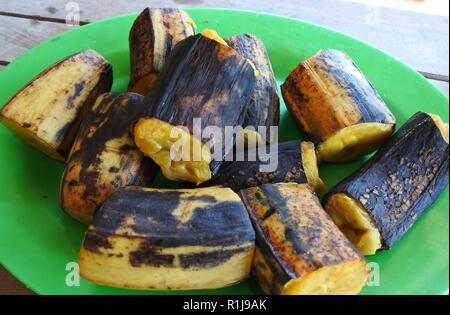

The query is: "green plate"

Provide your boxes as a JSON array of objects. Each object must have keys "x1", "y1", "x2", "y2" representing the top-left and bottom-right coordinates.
[{"x1": 0, "y1": 8, "x2": 448, "y2": 295}]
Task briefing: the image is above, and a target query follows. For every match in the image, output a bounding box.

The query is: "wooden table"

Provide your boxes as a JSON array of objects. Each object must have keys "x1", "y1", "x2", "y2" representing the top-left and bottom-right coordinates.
[{"x1": 0, "y1": 0, "x2": 448, "y2": 295}]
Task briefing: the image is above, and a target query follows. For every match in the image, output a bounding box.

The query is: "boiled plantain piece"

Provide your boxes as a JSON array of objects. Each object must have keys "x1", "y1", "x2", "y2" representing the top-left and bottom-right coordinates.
[
  {"x1": 201, "y1": 29, "x2": 228, "y2": 46},
  {"x1": 196, "y1": 140, "x2": 324, "y2": 193},
  {"x1": 240, "y1": 183, "x2": 369, "y2": 295},
  {"x1": 225, "y1": 34, "x2": 280, "y2": 142},
  {"x1": 134, "y1": 32, "x2": 256, "y2": 184},
  {"x1": 128, "y1": 8, "x2": 195, "y2": 95},
  {"x1": 60, "y1": 93, "x2": 158, "y2": 224},
  {"x1": 281, "y1": 49, "x2": 396, "y2": 163},
  {"x1": 323, "y1": 112, "x2": 449, "y2": 255},
  {"x1": 0, "y1": 50, "x2": 112, "y2": 161},
  {"x1": 78, "y1": 186, "x2": 255, "y2": 290}
]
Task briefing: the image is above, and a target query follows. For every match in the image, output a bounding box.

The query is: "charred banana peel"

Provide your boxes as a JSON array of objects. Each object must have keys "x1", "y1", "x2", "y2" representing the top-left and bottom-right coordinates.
[
  {"x1": 225, "y1": 34, "x2": 280, "y2": 142},
  {"x1": 198, "y1": 140, "x2": 324, "y2": 193},
  {"x1": 0, "y1": 50, "x2": 112, "y2": 161},
  {"x1": 324, "y1": 112, "x2": 449, "y2": 255},
  {"x1": 281, "y1": 49, "x2": 396, "y2": 162},
  {"x1": 78, "y1": 186, "x2": 255, "y2": 290},
  {"x1": 60, "y1": 93, "x2": 158, "y2": 224},
  {"x1": 128, "y1": 8, "x2": 195, "y2": 95},
  {"x1": 134, "y1": 32, "x2": 256, "y2": 184},
  {"x1": 240, "y1": 183, "x2": 369, "y2": 294}
]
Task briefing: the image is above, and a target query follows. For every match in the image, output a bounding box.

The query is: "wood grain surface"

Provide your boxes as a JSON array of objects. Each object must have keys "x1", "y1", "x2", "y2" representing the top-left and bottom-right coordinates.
[{"x1": 0, "y1": 0, "x2": 448, "y2": 77}]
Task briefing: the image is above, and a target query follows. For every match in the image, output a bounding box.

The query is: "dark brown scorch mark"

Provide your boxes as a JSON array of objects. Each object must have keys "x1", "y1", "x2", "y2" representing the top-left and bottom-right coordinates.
[
  {"x1": 83, "y1": 230, "x2": 112, "y2": 254},
  {"x1": 129, "y1": 245, "x2": 175, "y2": 267},
  {"x1": 142, "y1": 34, "x2": 256, "y2": 175},
  {"x1": 179, "y1": 247, "x2": 248, "y2": 269},
  {"x1": 46, "y1": 6, "x2": 58, "y2": 14}
]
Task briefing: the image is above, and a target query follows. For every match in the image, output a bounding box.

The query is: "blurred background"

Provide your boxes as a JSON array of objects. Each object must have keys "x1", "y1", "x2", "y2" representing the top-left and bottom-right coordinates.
[
  {"x1": 346, "y1": 0, "x2": 449, "y2": 16},
  {"x1": 1, "y1": 0, "x2": 447, "y2": 83}
]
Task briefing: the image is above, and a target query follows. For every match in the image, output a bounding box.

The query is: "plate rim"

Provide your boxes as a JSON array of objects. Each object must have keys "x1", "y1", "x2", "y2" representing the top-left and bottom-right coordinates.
[{"x1": 0, "y1": 7, "x2": 448, "y2": 295}]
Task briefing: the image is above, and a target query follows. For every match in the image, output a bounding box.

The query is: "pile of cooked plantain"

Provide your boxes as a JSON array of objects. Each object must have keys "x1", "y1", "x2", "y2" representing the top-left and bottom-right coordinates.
[{"x1": 0, "y1": 8, "x2": 448, "y2": 294}]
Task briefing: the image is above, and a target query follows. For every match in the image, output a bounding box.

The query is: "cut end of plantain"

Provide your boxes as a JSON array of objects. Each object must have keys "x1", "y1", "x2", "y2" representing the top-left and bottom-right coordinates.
[
  {"x1": 201, "y1": 29, "x2": 229, "y2": 46},
  {"x1": 0, "y1": 49, "x2": 112, "y2": 160},
  {"x1": 324, "y1": 193, "x2": 382, "y2": 255},
  {"x1": 204, "y1": 30, "x2": 260, "y2": 77},
  {"x1": 78, "y1": 186, "x2": 255, "y2": 290},
  {"x1": 301, "y1": 141, "x2": 325, "y2": 192},
  {"x1": 427, "y1": 113, "x2": 449, "y2": 143},
  {"x1": 134, "y1": 117, "x2": 212, "y2": 184},
  {"x1": 0, "y1": 116, "x2": 65, "y2": 161},
  {"x1": 318, "y1": 122, "x2": 395, "y2": 163},
  {"x1": 282, "y1": 258, "x2": 369, "y2": 295},
  {"x1": 241, "y1": 183, "x2": 369, "y2": 295}
]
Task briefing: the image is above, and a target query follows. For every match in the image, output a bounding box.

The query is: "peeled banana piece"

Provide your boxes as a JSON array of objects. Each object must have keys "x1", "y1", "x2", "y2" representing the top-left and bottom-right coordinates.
[
  {"x1": 134, "y1": 32, "x2": 256, "y2": 184},
  {"x1": 78, "y1": 186, "x2": 255, "y2": 290},
  {"x1": 240, "y1": 183, "x2": 369, "y2": 295},
  {"x1": 0, "y1": 50, "x2": 112, "y2": 161},
  {"x1": 60, "y1": 93, "x2": 158, "y2": 224},
  {"x1": 324, "y1": 112, "x2": 449, "y2": 254},
  {"x1": 128, "y1": 8, "x2": 196, "y2": 95},
  {"x1": 281, "y1": 49, "x2": 396, "y2": 162}
]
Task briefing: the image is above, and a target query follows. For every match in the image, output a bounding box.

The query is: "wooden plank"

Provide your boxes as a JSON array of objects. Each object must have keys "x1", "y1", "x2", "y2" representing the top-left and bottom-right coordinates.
[
  {"x1": 0, "y1": 15, "x2": 69, "y2": 62},
  {"x1": 0, "y1": 0, "x2": 448, "y2": 76},
  {"x1": 430, "y1": 79, "x2": 450, "y2": 96},
  {"x1": 419, "y1": 71, "x2": 449, "y2": 82},
  {"x1": 0, "y1": 265, "x2": 34, "y2": 294}
]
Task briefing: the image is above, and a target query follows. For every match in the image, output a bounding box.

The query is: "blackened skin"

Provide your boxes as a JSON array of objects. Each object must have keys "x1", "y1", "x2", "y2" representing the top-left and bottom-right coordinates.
[
  {"x1": 280, "y1": 49, "x2": 395, "y2": 146},
  {"x1": 178, "y1": 247, "x2": 248, "y2": 269},
  {"x1": 67, "y1": 81, "x2": 85, "y2": 107},
  {"x1": 141, "y1": 34, "x2": 256, "y2": 175},
  {"x1": 54, "y1": 121, "x2": 73, "y2": 143},
  {"x1": 325, "y1": 112, "x2": 449, "y2": 248},
  {"x1": 57, "y1": 54, "x2": 113, "y2": 157},
  {"x1": 128, "y1": 8, "x2": 194, "y2": 92},
  {"x1": 90, "y1": 187, "x2": 256, "y2": 248},
  {"x1": 60, "y1": 93, "x2": 158, "y2": 215},
  {"x1": 129, "y1": 244, "x2": 175, "y2": 268},
  {"x1": 82, "y1": 229, "x2": 112, "y2": 254},
  {"x1": 128, "y1": 243, "x2": 250, "y2": 269},
  {"x1": 196, "y1": 140, "x2": 307, "y2": 192},
  {"x1": 254, "y1": 184, "x2": 354, "y2": 268},
  {"x1": 314, "y1": 50, "x2": 394, "y2": 125},
  {"x1": 128, "y1": 7, "x2": 154, "y2": 91},
  {"x1": 225, "y1": 34, "x2": 280, "y2": 141},
  {"x1": 241, "y1": 183, "x2": 364, "y2": 294}
]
